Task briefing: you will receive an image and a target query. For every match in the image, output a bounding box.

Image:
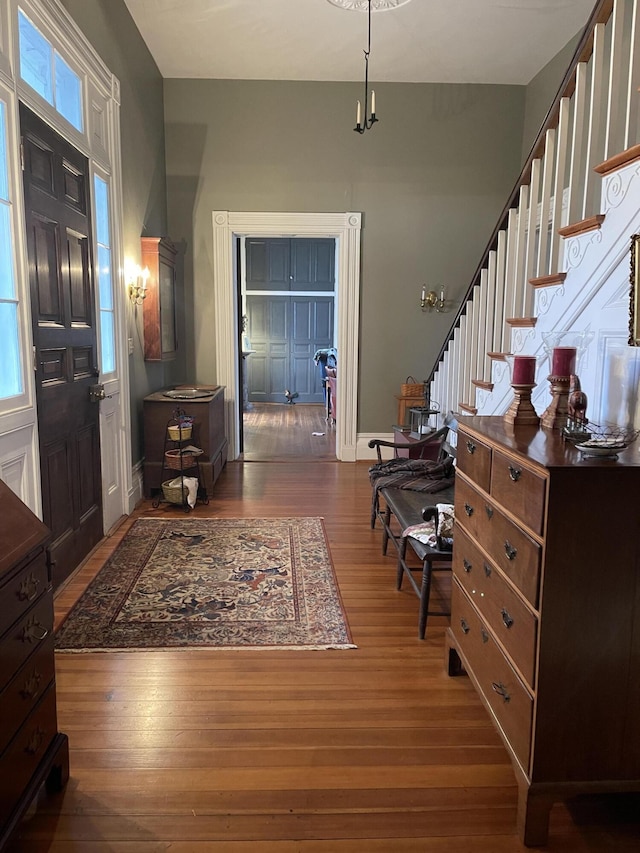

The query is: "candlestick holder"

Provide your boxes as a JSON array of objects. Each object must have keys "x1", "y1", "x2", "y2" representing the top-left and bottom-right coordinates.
[
  {"x1": 504, "y1": 356, "x2": 539, "y2": 427},
  {"x1": 540, "y1": 374, "x2": 571, "y2": 430},
  {"x1": 540, "y1": 331, "x2": 594, "y2": 430}
]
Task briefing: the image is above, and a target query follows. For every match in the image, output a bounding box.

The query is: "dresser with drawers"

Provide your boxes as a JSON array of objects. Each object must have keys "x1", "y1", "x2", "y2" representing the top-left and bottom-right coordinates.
[
  {"x1": 0, "y1": 480, "x2": 69, "y2": 848},
  {"x1": 445, "y1": 416, "x2": 640, "y2": 846}
]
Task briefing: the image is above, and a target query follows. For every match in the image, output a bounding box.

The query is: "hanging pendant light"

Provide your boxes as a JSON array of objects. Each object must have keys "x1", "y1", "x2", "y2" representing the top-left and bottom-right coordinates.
[{"x1": 326, "y1": 0, "x2": 412, "y2": 134}]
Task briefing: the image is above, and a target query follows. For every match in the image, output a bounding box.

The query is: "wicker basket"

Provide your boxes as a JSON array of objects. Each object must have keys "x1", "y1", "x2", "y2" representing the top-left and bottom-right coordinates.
[
  {"x1": 161, "y1": 478, "x2": 188, "y2": 505},
  {"x1": 164, "y1": 449, "x2": 198, "y2": 470},
  {"x1": 167, "y1": 423, "x2": 192, "y2": 441},
  {"x1": 400, "y1": 380, "x2": 424, "y2": 397}
]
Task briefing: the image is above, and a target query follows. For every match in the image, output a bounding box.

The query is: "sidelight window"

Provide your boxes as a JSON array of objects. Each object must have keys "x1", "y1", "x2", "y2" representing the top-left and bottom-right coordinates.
[
  {"x1": 0, "y1": 100, "x2": 22, "y2": 401},
  {"x1": 94, "y1": 174, "x2": 116, "y2": 375}
]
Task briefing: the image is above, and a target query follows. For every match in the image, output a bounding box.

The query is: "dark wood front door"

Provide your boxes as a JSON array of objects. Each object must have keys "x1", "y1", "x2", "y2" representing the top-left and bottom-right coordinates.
[{"x1": 20, "y1": 104, "x2": 103, "y2": 589}]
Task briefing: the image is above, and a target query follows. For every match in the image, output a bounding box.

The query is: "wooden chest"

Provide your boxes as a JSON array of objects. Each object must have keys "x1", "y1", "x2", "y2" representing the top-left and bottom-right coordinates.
[
  {"x1": 143, "y1": 386, "x2": 228, "y2": 498},
  {"x1": 0, "y1": 480, "x2": 69, "y2": 848},
  {"x1": 446, "y1": 416, "x2": 640, "y2": 846}
]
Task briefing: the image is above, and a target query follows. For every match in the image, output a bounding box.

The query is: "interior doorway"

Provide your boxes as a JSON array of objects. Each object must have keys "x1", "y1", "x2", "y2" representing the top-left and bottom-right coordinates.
[
  {"x1": 212, "y1": 211, "x2": 362, "y2": 463},
  {"x1": 243, "y1": 237, "x2": 335, "y2": 406},
  {"x1": 240, "y1": 236, "x2": 338, "y2": 461}
]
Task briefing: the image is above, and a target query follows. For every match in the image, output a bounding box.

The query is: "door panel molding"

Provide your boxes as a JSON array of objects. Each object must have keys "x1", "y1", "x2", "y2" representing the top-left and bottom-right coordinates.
[{"x1": 213, "y1": 211, "x2": 361, "y2": 461}]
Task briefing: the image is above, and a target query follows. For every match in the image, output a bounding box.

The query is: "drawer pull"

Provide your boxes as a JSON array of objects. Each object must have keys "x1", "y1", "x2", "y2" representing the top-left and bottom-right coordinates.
[
  {"x1": 20, "y1": 669, "x2": 43, "y2": 700},
  {"x1": 464, "y1": 503, "x2": 474, "y2": 517},
  {"x1": 481, "y1": 629, "x2": 489, "y2": 644},
  {"x1": 504, "y1": 541, "x2": 517, "y2": 561},
  {"x1": 501, "y1": 608, "x2": 514, "y2": 629},
  {"x1": 483, "y1": 563, "x2": 492, "y2": 577},
  {"x1": 492, "y1": 681, "x2": 511, "y2": 703},
  {"x1": 460, "y1": 618, "x2": 470, "y2": 635},
  {"x1": 21, "y1": 619, "x2": 49, "y2": 644},
  {"x1": 463, "y1": 559, "x2": 472, "y2": 573},
  {"x1": 466, "y1": 440, "x2": 476, "y2": 455},
  {"x1": 508, "y1": 465, "x2": 522, "y2": 482},
  {"x1": 485, "y1": 505, "x2": 493, "y2": 519},
  {"x1": 18, "y1": 573, "x2": 40, "y2": 602}
]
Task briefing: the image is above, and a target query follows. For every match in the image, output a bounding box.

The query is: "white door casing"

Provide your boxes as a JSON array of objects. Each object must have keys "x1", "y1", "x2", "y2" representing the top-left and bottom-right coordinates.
[{"x1": 212, "y1": 211, "x2": 362, "y2": 462}]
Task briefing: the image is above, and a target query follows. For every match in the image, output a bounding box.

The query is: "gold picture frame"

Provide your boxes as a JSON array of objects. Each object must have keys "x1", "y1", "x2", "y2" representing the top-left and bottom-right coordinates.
[{"x1": 630, "y1": 234, "x2": 640, "y2": 346}]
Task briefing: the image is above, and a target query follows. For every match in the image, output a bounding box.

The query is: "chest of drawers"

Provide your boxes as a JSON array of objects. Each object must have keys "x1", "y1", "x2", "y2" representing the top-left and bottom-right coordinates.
[
  {"x1": 445, "y1": 417, "x2": 640, "y2": 846},
  {"x1": 0, "y1": 481, "x2": 69, "y2": 849}
]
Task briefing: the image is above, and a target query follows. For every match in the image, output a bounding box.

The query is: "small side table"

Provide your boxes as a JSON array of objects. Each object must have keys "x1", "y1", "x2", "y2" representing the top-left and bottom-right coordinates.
[{"x1": 395, "y1": 395, "x2": 424, "y2": 426}]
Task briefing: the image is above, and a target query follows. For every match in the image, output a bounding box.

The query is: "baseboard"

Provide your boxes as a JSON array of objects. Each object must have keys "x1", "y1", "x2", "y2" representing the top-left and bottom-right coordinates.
[{"x1": 356, "y1": 433, "x2": 396, "y2": 461}]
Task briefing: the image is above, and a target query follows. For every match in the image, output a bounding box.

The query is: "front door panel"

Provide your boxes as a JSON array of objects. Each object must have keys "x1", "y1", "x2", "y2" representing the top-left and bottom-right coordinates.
[{"x1": 21, "y1": 103, "x2": 103, "y2": 589}]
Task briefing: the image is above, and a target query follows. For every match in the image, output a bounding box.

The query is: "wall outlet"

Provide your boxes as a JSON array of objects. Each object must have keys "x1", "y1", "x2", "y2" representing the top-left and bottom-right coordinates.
[{"x1": 128, "y1": 337, "x2": 134, "y2": 355}]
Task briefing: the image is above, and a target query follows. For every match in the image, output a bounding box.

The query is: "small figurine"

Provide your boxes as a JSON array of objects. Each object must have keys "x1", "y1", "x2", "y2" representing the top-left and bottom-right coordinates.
[{"x1": 568, "y1": 374, "x2": 588, "y2": 427}]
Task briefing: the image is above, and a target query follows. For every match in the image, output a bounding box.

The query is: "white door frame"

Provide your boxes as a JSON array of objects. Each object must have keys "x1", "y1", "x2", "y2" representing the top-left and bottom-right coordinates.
[{"x1": 212, "y1": 211, "x2": 362, "y2": 461}]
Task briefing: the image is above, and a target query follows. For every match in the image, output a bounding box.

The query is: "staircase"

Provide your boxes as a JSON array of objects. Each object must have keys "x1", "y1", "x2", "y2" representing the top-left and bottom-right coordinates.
[{"x1": 428, "y1": 0, "x2": 640, "y2": 431}]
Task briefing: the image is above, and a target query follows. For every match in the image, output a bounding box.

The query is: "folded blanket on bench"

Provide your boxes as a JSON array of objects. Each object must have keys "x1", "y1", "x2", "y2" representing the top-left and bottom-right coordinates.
[
  {"x1": 368, "y1": 456, "x2": 455, "y2": 524},
  {"x1": 403, "y1": 503, "x2": 455, "y2": 549}
]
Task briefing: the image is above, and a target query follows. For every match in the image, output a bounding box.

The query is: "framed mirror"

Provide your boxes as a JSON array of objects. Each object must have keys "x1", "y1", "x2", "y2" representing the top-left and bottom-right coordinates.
[{"x1": 630, "y1": 234, "x2": 640, "y2": 346}]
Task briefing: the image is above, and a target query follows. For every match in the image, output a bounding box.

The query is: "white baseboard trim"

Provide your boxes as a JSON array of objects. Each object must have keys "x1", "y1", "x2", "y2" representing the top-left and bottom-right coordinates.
[{"x1": 356, "y1": 433, "x2": 396, "y2": 461}]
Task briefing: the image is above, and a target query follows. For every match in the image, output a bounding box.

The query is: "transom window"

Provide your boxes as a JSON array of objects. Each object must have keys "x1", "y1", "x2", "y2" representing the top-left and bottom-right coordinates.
[{"x1": 18, "y1": 9, "x2": 83, "y2": 133}]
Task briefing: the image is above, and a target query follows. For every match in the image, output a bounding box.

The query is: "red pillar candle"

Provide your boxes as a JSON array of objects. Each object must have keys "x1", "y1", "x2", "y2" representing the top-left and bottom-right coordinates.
[
  {"x1": 511, "y1": 355, "x2": 536, "y2": 385},
  {"x1": 551, "y1": 346, "x2": 576, "y2": 376}
]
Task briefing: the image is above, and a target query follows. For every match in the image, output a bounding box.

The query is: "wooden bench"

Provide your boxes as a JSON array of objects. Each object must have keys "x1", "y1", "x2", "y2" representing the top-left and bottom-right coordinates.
[
  {"x1": 368, "y1": 416, "x2": 458, "y2": 638},
  {"x1": 377, "y1": 485, "x2": 455, "y2": 639}
]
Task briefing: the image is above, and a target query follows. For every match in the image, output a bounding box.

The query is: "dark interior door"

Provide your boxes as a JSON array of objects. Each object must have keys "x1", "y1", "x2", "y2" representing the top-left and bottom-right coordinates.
[
  {"x1": 21, "y1": 104, "x2": 103, "y2": 589},
  {"x1": 245, "y1": 238, "x2": 335, "y2": 404}
]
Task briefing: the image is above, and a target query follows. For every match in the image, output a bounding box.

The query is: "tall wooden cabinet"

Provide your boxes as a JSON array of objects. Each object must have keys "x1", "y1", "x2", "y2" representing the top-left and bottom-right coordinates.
[
  {"x1": 0, "y1": 481, "x2": 69, "y2": 848},
  {"x1": 142, "y1": 237, "x2": 177, "y2": 362},
  {"x1": 446, "y1": 417, "x2": 640, "y2": 846}
]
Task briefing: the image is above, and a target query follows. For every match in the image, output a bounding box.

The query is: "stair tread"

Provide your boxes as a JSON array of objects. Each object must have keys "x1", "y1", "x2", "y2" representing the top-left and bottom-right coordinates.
[
  {"x1": 558, "y1": 214, "x2": 605, "y2": 239},
  {"x1": 530, "y1": 272, "x2": 567, "y2": 288},
  {"x1": 506, "y1": 317, "x2": 537, "y2": 327}
]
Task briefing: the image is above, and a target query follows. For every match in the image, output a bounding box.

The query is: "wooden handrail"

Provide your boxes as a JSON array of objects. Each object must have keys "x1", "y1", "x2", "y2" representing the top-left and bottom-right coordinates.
[{"x1": 428, "y1": 0, "x2": 614, "y2": 383}]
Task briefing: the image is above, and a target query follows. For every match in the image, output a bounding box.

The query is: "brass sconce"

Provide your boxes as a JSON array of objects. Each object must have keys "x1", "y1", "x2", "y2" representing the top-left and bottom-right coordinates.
[
  {"x1": 126, "y1": 261, "x2": 149, "y2": 305},
  {"x1": 421, "y1": 285, "x2": 446, "y2": 312}
]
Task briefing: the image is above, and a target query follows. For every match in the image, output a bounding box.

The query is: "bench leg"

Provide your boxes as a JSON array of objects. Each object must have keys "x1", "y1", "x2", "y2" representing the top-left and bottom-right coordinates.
[
  {"x1": 418, "y1": 558, "x2": 433, "y2": 640},
  {"x1": 396, "y1": 537, "x2": 408, "y2": 589},
  {"x1": 382, "y1": 506, "x2": 392, "y2": 555}
]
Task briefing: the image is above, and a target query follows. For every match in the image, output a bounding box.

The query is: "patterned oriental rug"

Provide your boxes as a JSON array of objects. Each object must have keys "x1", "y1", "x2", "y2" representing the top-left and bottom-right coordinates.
[{"x1": 55, "y1": 517, "x2": 355, "y2": 652}]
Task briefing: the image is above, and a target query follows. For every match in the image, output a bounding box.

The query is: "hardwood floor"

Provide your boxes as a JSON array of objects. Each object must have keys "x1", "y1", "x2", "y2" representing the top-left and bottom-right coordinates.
[
  {"x1": 10, "y1": 461, "x2": 640, "y2": 851},
  {"x1": 242, "y1": 403, "x2": 336, "y2": 461}
]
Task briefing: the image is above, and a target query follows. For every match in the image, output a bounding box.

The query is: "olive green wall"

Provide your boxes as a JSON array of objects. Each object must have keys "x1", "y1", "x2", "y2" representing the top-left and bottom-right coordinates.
[
  {"x1": 163, "y1": 79, "x2": 525, "y2": 433},
  {"x1": 59, "y1": 0, "x2": 182, "y2": 463}
]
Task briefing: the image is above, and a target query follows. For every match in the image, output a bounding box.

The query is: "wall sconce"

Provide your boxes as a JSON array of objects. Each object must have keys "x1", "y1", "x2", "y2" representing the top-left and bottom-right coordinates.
[
  {"x1": 125, "y1": 261, "x2": 149, "y2": 305},
  {"x1": 421, "y1": 285, "x2": 446, "y2": 312}
]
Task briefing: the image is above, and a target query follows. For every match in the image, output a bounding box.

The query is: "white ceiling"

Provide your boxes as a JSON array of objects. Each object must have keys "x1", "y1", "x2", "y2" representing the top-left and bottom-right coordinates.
[{"x1": 122, "y1": 0, "x2": 596, "y2": 85}]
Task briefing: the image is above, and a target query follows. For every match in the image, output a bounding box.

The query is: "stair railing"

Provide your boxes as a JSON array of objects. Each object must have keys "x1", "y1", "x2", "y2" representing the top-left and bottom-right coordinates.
[{"x1": 427, "y1": 0, "x2": 636, "y2": 416}]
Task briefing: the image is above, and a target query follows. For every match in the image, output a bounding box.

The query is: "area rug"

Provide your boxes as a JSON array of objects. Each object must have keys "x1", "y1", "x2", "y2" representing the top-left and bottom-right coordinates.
[{"x1": 55, "y1": 517, "x2": 355, "y2": 652}]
